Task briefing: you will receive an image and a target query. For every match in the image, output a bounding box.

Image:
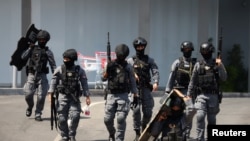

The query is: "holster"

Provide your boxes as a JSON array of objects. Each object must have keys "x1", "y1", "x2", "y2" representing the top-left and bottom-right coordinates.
[{"x1": 218, "y1": 90, "x2": 223, "y2": 103}]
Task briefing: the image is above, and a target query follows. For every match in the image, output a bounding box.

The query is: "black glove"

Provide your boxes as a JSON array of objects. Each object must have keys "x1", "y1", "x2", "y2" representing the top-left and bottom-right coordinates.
[
  {"x1": 29, "y1": 43, "x2": 35, "y2": 49},
  {"x1": 130, "y1": 95, "x2": 139, "y2": 110},
  {"x1": 107, "y1": 62, "x2": 115, "y2": 70}
]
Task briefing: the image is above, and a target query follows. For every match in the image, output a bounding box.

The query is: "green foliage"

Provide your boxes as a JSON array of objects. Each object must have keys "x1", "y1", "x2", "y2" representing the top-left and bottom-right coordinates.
[{"x1": 220, "y1": 44, "x2": 248, "y2": 92}]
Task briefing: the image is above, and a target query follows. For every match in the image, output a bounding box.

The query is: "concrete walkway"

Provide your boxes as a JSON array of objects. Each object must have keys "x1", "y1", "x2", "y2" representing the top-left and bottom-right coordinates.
[{"x1": 0, "y1": 87, "x2": 250, "y2": 97}]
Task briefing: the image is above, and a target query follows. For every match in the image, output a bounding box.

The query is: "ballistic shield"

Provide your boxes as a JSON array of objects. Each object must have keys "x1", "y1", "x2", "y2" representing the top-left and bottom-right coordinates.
[{"x1": 10, "y1": 24, "x2": 40, "y2": 71}]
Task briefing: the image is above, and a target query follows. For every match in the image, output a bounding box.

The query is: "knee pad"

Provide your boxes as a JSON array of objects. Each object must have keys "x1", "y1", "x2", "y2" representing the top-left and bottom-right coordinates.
[
  {"x1": 58, "y1": 114, "x2": 67, "y2": 129},
  {"x1": 58, "y1": 114, "x2": 66, "y2": 122},
  {"x1": 196, "y1": 111, "x2": 206, "y2": 123},
  {"x1": 117, "y1": 113, "x2": 126, "y2": 124},
  {"x1": 69, "y1": 112, "x2": 80, "y2": 124},
  {"x1": 69, "y1": 112, "x2": 80, "y2": 119},
  {"x1": 104, "y1": 116, "x2": 112, "y2": 125}
]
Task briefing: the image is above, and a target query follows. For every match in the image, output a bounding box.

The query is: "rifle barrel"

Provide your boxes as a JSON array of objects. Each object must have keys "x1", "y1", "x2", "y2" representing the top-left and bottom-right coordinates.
[
  {"x1": 217, "y1": 27, "x2": 223, "y2": 59},
  {"x1": 107, "y1": 32, "x2": 111, "y2": 62}
]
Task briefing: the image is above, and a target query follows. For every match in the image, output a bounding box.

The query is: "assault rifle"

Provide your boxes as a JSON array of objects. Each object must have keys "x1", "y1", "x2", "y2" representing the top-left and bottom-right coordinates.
[
  {"x1": 104, "y1": 32, "x2": 111, "y2": 100},
  {"x1": 50, "y1": 90, "x2": 58, "y2": 130},
  {"x1": 216, "y1": 27, "x2": 223, "y2": 103},
  {"x1": 217, "y1": 27, "x2": 223, "y2": 59},
  {"x1": 107, "y1": 32, "x2": 111, "y2": 63}
]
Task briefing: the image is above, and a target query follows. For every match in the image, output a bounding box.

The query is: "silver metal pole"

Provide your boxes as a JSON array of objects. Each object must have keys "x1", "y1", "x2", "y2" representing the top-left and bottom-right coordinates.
[{"x1": 12, "y1": 66, "x2": 17, "y2": 88}]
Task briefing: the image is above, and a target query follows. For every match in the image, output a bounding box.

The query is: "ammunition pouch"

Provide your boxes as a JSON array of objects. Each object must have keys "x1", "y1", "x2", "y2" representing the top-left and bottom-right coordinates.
[
  {"x1": 218, "y1": 90, "x2": 223, "y2": 103},
  {"x1": 27, "y1": 66, "x2": 49, "y2": 74},
  {"x1": 201, "y1": 89, "x2": 217, "y2": 94},
  {"x1": 104, "y1": 88, "x2": 108, "y2": 100},
  {"x1": 57, "y1": 85, "x2": 79, "y2": 97},
  {"x1": 196, "y1": 87, "x2": 222, "y2": 103}
]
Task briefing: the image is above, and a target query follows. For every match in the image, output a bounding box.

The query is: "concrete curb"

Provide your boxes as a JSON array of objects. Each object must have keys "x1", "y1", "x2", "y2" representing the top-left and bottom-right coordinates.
[{"x1": 0, "y1": 88, "x2": 250, "y2": 97}]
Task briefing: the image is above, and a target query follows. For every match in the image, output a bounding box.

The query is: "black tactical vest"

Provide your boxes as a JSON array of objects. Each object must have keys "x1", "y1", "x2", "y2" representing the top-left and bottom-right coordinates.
[
  {"x1": 60, "y1": 65, "x2": 81, "y2": 95},
  {"x1": 133, "y1": 55, "x2": 151, "y2": 84},
  {"x1": 175, "y1": 57, "x2": 196, "y2": 87},
  {"x1": 197, "y1": 59, "x2": 218, "y2": 91},
  {"x1": 28, "y1": 46, "x2": 48, "y2": 73},
  {"x1": 107, "y1": 61, "x2": 129, "y2": 93}
]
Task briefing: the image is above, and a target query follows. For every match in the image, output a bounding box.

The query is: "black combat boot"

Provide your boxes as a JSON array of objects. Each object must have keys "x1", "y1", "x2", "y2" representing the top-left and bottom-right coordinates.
[
  {"x1": 26, "y1": 108, "x2": 32, "y2": 117},
  {"x1": 134, "y1": 129, "x2": 141, "y2": 141},
  {"x1": 108, "y1": 134, "x2": 115, "y2": 141},
  {"x1": 59, "y1": 136, "x2": 69, "y2": 141},
  {"x1": 35, "y1": 115, "x2": 43, "y2": 121},
  {"x1": 69, "y1": 136, "x2": 76, "y2": 141}
]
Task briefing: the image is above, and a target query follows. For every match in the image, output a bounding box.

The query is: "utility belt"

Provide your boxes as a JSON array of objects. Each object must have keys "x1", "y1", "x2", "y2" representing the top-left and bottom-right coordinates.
[
  {"x1": 57, "y1": 85, "x2": 79, "y2": 96},
  {"x1": 198, "y1": 88, "x2": 219, "y2": 95},
  {"x1": 27, "y1": 67, "x2": 49, "y2": 75},
  {"x1": 108, "y1": 89, "x2": 129, "y2": 94}
]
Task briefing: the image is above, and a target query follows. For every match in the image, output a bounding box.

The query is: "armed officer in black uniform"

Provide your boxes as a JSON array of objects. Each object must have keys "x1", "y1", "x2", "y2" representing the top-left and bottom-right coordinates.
[
  {"x1": 127, "y1": 37, "x2": 160, "y2": 141},
  {"x1": 102, "y1": 44, "x2": 138, "y2": 141},
  {"x1": 187, "y1": 42, "x2": 227, "y2": 141},
  {"x1": 48, "y1": 49, "x2": 91, "y2": 141},
  {"x1": 162, "y1": 41, "x2": 197, "y2": 140},
  {"x1": 21, "y1": 30, "x2": 57, "y2": 121}
]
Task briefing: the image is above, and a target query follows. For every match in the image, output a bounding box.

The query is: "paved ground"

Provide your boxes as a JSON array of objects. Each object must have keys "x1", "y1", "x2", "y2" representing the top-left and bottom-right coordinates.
[{"x1": 0, "y1": 93, "x2": 250, "y2": 141}]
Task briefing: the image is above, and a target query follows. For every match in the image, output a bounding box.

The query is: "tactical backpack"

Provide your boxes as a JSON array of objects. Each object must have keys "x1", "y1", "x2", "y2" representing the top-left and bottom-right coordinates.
[
  {"x1": 107, "y1": 60, "x2": 130, "y2": 93},
  {"x1": 197, "y1": 59, "x2": 219, "y2": 92}
]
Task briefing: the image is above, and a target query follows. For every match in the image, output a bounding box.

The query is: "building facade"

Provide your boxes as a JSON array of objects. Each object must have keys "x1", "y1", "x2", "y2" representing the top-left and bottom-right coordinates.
[{"x1": 2, "y1": 0, "x2": 250, "y2": 91}]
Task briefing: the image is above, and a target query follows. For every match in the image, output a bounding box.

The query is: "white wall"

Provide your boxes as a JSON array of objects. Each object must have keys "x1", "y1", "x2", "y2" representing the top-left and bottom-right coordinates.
[
  {"x1": 1, "y1": 0, "x2": 21, "y2": 86},
  {"x1": 3, "y1": 0, "x2": 219, "y2": 88}
]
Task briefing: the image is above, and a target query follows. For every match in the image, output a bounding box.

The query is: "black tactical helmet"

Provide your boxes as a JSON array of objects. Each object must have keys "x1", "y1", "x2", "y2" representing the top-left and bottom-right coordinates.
[
  {"x1": 115, "y1": 44, "x2": 130, "y2": 59},
  {"x1": 37, "y1": 30, "x2": 50, "y2": 41},
  {"x1": 181, "y1": 41, "x2": 194, "y2": 52},
  {"x1": 200, "y1": 42, "x2": 214, "y2": 60},
  {"x1": 133, "y1": 37, "x2": 147, "y2": 48},
  {"x1": 170, "y1": 96, "x2": 184, "y2": 109},
  {"x1": 63, "y1": 49, "x2": 78, "y2": 61},
  {"x1": 200, "y1": 42, "x2": 214, "y2": 54}
]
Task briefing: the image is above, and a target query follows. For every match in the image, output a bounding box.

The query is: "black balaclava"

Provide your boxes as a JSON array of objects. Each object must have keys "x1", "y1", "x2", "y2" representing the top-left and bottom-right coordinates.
[
  {"x1": 116, "y1": 55, "x2": 126, "y2": 64},
  {"x1": 38, "y1": 39, "x2": 47, "y2": 48},
  {"x1": 183, "y1": 51, "x2": 192, "y2": 58},
  {"x1": 201, "y1": 52, "x2": 212, "y2": 60},
  {"x1": 133, "y1": 37, "x2": 147, "y2": 59},
  {"x1": 136, "y1": 48, "x2": 145, "y2": 58},
  {"x1": 37, "y1": 30, "x2": 50, "y2": 48},
  {"x1": 64, "y1": 60, "x2": 74, "y2": 68},
  {"x1": 63, "y1": 49, "x2": 77, "y2": 68}
]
